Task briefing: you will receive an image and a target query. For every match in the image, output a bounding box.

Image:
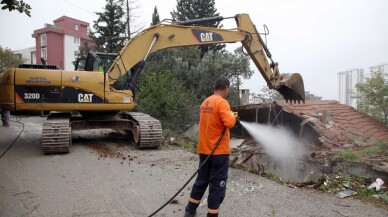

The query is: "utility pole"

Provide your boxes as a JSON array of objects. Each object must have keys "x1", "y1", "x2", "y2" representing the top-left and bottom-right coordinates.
[{"x1": 126, "y1": 0, "x2": 130, "y2": 39}]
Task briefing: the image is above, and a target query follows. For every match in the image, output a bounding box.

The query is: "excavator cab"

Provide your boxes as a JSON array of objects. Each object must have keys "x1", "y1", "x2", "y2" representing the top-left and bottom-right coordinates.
[{"x1": 75, "y1": 51, "x2": 116, "y2": 73}]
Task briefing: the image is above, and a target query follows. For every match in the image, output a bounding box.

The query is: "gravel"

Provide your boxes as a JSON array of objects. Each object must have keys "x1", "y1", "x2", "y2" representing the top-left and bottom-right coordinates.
[{"x1": 0, "y1": 116, "x2": 387, "y2": 217}]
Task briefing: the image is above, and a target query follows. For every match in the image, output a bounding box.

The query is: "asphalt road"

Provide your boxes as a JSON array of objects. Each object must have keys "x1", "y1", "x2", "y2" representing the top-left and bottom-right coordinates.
[{"x1": 0, "y1": 116, "x2": 387, "y2": 217}]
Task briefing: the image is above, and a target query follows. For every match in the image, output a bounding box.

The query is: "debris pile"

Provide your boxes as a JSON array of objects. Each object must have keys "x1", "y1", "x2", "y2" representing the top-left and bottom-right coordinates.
[
  {"x1": 230, "y1": 100, "x2": 388, "y2": 184},
  {"x1": 84, "y1": 142, "x2": 137, "y2": 164}
]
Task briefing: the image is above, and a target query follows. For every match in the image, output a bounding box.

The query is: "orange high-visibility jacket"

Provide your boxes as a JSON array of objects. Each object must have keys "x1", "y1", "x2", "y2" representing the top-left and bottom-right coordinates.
[{"x1": 197, "y1": 94, "x2": 236, "y2": 155}]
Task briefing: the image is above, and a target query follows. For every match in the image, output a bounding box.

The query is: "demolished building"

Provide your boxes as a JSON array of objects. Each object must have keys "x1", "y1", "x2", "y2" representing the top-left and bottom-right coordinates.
[{"x1": 230, "y1": 100, "x2": 388, "y2": 183}]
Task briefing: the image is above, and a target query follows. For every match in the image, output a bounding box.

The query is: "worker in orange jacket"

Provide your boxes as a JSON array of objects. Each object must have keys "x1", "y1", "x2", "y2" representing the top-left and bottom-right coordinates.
[{"x1": 184, "y1": 77, "x2": 237, "y2": 217}]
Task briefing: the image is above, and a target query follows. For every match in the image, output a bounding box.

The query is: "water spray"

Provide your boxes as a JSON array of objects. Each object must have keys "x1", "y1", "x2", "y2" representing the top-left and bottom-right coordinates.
[{"x1": 237, "y1": 120, "x2": 306, "y2": 180}]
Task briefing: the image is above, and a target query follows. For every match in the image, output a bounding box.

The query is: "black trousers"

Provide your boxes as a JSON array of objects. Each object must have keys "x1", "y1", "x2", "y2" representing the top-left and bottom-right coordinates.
[{"x1": 185, "y1": 154, "x2": 229, "y2": 216}]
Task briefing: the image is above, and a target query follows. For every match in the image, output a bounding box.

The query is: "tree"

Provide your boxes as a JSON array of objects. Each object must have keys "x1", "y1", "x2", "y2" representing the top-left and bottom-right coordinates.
[
  {"x1": 224, "y1": 47, "x2": 254, "y2": 105},
  {"x1": 116, "y1": 0, "x2": 143, "y2": 39},
  {"x1": 305, "y1": 91, "x2": 322, "y2": 100},
  {"x1": 136, "y1": 70, "x2": 198, "y2": 131},
  {"x1": 1, "y1": 0, "x2": 31, "y2": 17},
  {"x1": 72, "y1": 41, "x2": 93, "y2": 68},
  {"x1": 0, "y1": 46, "x2": 23, "y2": 74},
  {"x1": 91, "y1": 0, "x2": 127, "y2": 53},
  {"x1": 251, "y1": 86, "x2": 283, "y2": 103},
  {"x1": 354, "y1": 73, "x2": 388, "y2": 124},
  {"x1": 190, "y1": 49, "x2": 253, "y2": 103},
  {"x1": 133, "y1": 4, "x2": 255, "y2": 130},
  {"x1": 151, "y1": 6, "x2": 160, "y2": 25},
  {"x1": 171, "y1": 0, "x2": 225, "y2": 55}
]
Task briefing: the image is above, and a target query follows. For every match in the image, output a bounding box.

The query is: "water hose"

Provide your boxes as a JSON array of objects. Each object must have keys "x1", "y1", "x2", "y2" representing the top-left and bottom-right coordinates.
[{"x1": 147, "y1": 127, "x2": 227, "y2": 217}]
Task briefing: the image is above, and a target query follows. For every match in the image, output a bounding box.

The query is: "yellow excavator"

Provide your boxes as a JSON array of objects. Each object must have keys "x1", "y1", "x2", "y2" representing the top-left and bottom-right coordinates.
[{"x1": 0, "y1": 13, "x2": 305, "y2": 154}]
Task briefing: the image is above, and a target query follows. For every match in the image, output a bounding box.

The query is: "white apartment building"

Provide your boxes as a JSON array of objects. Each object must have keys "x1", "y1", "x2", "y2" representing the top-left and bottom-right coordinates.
[
  {"x1": 13, "y1": 46, "x2": 36, "y2": 64},
  {"x1": 338, "y1": 68, "x2": 364, "y2": 107},
  {"x1": 338, "y1": 63, "x2": 388, "y2": 108},
  {"x1": 366, "y1": 63, "x2": 388, "y2": 80}
]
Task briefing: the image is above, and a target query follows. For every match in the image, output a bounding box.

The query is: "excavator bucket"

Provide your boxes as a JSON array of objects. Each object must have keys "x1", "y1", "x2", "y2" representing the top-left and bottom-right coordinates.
[{"x1": 275, "y1": 73, "x2": 305, "y2": 104}]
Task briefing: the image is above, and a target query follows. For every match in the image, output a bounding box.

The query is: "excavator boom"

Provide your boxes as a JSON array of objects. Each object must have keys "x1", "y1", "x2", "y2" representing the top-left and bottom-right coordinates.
[
  {"x1": 0, "y1": 13, "x2": 305, "y2": 154},
  {"x1": 107, "y1": 13, "x2": 305, "y2": 103}
]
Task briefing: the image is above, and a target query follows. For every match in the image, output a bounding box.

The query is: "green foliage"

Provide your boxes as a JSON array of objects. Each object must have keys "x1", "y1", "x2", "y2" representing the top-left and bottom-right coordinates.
[
  {"x1": 0, "y1": 46, "x2": 23, "y2": 74},
  {"x1": 1, "y1": 0, "x2": 31, "y2": 17},
  {"x1": 130, "y1": 2, "x2": 255, "y2": 130},
  {"x1": 356, "y1": 141, "x2": 388, "y2": 157},
  {"x1": 171, "y1": 137, "x2": 197, "y2": 152},
  {"x1": 190, "y1": 49, "x2": 253, "y2": 103},
  {"x1": 265, "y1": 173, "x2": 283, "y2": 184},
  {"x1": 251, "y1": 86, "x2": 283, "y2": 103},
  {"x1": 171, "y1": 0, "x2": 224, "y2": 55},
  {"x1": 376, "y1": 140, "x2": 388, "y2": 150},
  {"x1": 136, "y1": 70, "x2": 198, "y2": 131},
  {"x1": 72, "y1": 41, "x2": 93, "y2": 69},
  {"x1": 357, "y1": 187, "x2": 379, "y2": 197},
  {"x1": 354, "y1": 72, "x2": 388, "y2": 124},
  {"x1": 138, "y1": 45, "x2": 253, "y2": 130},
  {"x1": 360, "y1": 145, "x2": 382, "y2": 156},
  {"x1": 151, "y1": 6, "x2": 160, "y2": 25},
  {"x1": 227, "y1": 87, "x2": 240, "y2": 107},
  {"x1": 332, "y1": 150, "x2": 361, "y2": 162},
  {"x1": 233, "y1": 163, "x2": 254, "y2": 173},
  {"x1": 317, "y1": 174, "x2": 371, "y2": 192},
  {"x1": 91, "y1": 0, "x2": 127, "y2": 53}
]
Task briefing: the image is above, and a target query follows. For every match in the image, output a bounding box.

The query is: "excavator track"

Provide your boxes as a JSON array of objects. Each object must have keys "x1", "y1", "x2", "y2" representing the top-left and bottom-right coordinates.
[
  {"x1": 41, "y1": 113, "x2": 72, "y2": 154},
  {"x1": 120, "y1": 112, "x2": 163, "y2": 149}
]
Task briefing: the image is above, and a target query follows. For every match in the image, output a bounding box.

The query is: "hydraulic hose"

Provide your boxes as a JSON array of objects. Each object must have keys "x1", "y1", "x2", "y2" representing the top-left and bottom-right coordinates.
[{"x1": 147, "y1": 127, "x2": 227, "y2": 217}]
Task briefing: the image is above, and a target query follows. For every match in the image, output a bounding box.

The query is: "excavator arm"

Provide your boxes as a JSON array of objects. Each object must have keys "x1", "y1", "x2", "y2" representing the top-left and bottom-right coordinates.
[
  {"x1": 0, "y1": 13, "x2": 305, "y2": 155},
  {"x1": 107, "y1": 13, "x2": 305, "y2": 103}
]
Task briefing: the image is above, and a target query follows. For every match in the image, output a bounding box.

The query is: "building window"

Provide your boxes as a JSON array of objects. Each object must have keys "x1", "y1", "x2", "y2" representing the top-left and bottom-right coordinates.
[
  {"x1": 74, "y1": 37, "x2": 80, "y2": 45},
  {"x1": 41, "y1": 48, "x2": 47, "y2": 62},
  {"x1": 41, "y1": 33, "x2": 47, "y2": 46},
  {"x1": 75, "y1": 24, "x2": 79, "y2": 30}
]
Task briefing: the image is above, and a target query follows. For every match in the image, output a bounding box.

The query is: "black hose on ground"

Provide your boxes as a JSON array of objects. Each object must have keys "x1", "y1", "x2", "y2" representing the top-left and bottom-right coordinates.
[
  {"x1": 147, "y1": 127, "x2": 227, "y2": 217},
  {"x1": 0, "y1": 116, "x2": 24, "y2": 159}
]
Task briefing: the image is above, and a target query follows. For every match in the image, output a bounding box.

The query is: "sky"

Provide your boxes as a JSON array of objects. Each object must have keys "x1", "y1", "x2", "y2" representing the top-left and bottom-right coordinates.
[{"x1": 1, "y1": 0, "x2": 387, "y2": 100}]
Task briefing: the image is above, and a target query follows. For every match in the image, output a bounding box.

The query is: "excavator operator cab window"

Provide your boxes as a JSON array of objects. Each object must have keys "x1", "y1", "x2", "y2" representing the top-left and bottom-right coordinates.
[
  {"x1": 74, "y1": 58, "x2": 86, "y2": 71},
  {"x1": 97, "y1": 53, "x2": 116, "y2": 73},
  {"x1": 83, "y1": 52, "x2": 116, "y2": 73},
  {"x1": 92, "y1": 61, "x2": 104, "y2": 73}
]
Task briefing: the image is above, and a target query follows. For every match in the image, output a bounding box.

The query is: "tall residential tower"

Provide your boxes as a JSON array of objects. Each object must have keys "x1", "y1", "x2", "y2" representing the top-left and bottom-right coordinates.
[{"x1": 338, "y1": 68, "x2": 364, "y2": 107}]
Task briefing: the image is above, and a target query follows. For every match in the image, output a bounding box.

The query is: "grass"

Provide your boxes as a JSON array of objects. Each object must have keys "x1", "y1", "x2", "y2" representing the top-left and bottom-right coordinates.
[
  {"x1": 332, "y1": 140, "x2": 388, "y2": 163},
  {"x1": 357, "y1": 187, "x2": 379, "y2": 197},
  {"x1": 316, "y1": 174, "x2": 388, "y2": 209},
  {"x1": 360, "y1": 146, "x2": 382, "y2": 156},
  {"x1": 332, "y1": 150, "x2": 361, "y2": 162},
  {"x1": 376, "y1": 140, "x2": 388, "y2": 151},
  {"x1": 233, "y1": 163, "x2": 254, "y2": 173},
  {"x1": 265, "y1": 172, "x2": 283, "y2": 184},
  {"x1": 168, "y1": 136, "x2": 197, "y2": 153}
]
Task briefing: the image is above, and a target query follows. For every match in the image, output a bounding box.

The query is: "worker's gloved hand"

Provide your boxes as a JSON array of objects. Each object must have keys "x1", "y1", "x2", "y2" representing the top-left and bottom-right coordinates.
[{"x1": 231, "y1": 111, "x2": 240, "y2": 127}]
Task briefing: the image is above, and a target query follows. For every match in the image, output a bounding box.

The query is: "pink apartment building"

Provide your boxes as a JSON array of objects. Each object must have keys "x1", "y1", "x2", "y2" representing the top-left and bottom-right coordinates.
[{"x1": 32, "y1": 16, "x2": 94, "y2": 70}]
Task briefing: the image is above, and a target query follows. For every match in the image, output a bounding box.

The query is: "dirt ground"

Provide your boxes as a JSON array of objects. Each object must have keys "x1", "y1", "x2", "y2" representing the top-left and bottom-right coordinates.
[{"x1": 0, "y1": 116, "x2": 387, "y2": 217}]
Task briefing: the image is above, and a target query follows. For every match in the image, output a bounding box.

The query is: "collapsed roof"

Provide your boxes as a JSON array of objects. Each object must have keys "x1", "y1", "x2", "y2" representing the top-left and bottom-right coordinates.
[{"x1": 232, "y1": 100, "x2": 388, "y2": 154}]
